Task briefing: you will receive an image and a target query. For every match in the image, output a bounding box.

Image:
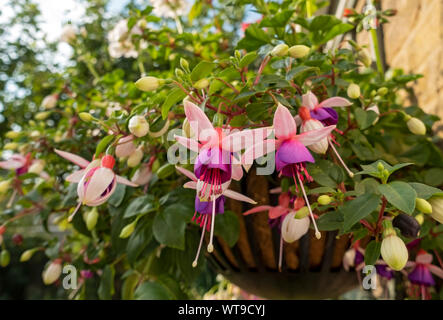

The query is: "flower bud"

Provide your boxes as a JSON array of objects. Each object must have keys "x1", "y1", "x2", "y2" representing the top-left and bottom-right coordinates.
[
  {"x1": 392, "y1": 213, "x2": 420, "y2": 238},
  {"x1": 0, "y1": 180, "x2": 11, "y2": 194},
  {"x1": 5, "y1": 131, "x2": 20, "y2": 139},
  {"x1": 79, "y1": 112, "x2": 94, "y2": 122},
  {"x1": 288, "y1": 45, "x2": 310, "y2": 58},
  {"x1": 30, "y1": 130, "x2": 40, "y2": 138},
  {"x1": 131, "y1": 163, "x2": 152, "y2": 186},
  {"x1": 294, "y1": 206, "x2": 309, "y2": 219},
  {"x1": 119, "y1": 221, "x2": 136, "y2": 238},
  {"x1": 42, "y1": 259, "x2": 62, "y2": 285},
  {"x1": 35, "y1": 111, "x2": 51, "y2": 121},
  {"x1": 415, "y1": 214, "x2": 424, "y2": 225},
  {"x1": 127, "y1": 147, "x2": 144, "y2": 168},
  {"x1": 135, "y1": 76, "x2": 162, "y2": 92},
  {"x1": 416, "y1": 198, "x2": 432, "y2": 214},
  {"x1": 115, "y1": 135, "x2": 136, "y2": 158},
  {"x1": 175, "y1": 68, "x2": 184, "y2": 78},
  {"x1": 377, "y1": 87, "x2": 388, "y2": 96},
  {"x1": 429, "y1": 197, "x2": 443, "y2": 224},
  {"x1": 0, "y1": 250, "x2": 11, "y2": 267},
  {"x1": 128, "y1": 115, "x2": 149, "y2": 137},
  {"x1": 4, "y1": 142, "x2": 18, "y2": 150},
  {"x1": 28, "y1": 160, "x2": 45, "y2": 175},
  {"x1": 357, "y1": 48, "x2": 372, "y2": 67},
  {"x1": 347, "y1": 83, "x2": 361, "y2": 99},
  {"x1": 194, "y1": 78, "x2": 210, "y2": 90},
  {"x1": 377, "y1": 162, "x2": 384, "y2": 172},
  {"x1": 0, "y1": 225, "x2": 6, "y2": 235},
  {"x1": 281, "y1": 212, "x2": 310, "y2": 243},
  {"x1": 381, "y1": 223, "x2": 408, "y2": 271},
  {"x1": 300, "y1": 119, "x2": 328, "y2": 154},
  {"x1": 85, "y1": 207, "x2": 99, "y2": 231},
  {"x1": 20, "y1": 248, "x2": 38, "y2": 262},
  {"x1": 318, "y1": 195, "x2": 332, "y2": 206},
  {"x1": 12, "y1": 233, "x2": 23, "y2": 246},
  {"x1": 406, "y1": 117, "x2": 426, "y2": 135},
  {"x1": 41, "y1": 94, "x2": 58, "y2": 109},
  {"x1": 180, "y1": 58, "x2": 190, "y2": 72},
  {"x1": 271, "y1": 44, "x2": 289, "y2": 57}
]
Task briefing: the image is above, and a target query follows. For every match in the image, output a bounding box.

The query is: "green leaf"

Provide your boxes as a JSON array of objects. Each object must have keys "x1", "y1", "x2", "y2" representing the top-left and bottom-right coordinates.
[
  {"x1": 378, "y1": 181, "x2": 417, "y2": 214},
  {"x1": 286, "y1": 66, "x2": 318, "y2": 80},
  {"x1": 108, "y1": 184, "x2": 126, "y2": 207},
  {"x1": 356, "y1": 160, "x2": 413, "y2": 179},
  {"x1": 237, "y1": 25, "x2": 271, "y2": 51},
  {"x1": 355, "y1": 178, "x2": 380, "y2": 196},
  {"x1": 153, "y1": 204, "x2": 194, "y2": 249},
  {"x1": 126, "y1": 216, "x2": 154, "y2": 265},
  {"x1": 214, "y1": 210, "x2": 240, "y2": 246},
  {"x1": 409, "y1": 183, "x2": 443, "y2": 200},
  {"x1": 134, "y1": 281, "x2": 174, "y2": 300},
  {"x1": 259, "y1": 10, "x2": 293, "y2": 28},
  {"x1": 95, "y1": 135, "x2": 115, "y2": 158},
  {"x1": 124, "y1": 195, "x2": 155, "y2": 218},
  {"x1": 246, "y1": 102, "x2": 272, "y2": 122},
  {"x1": 239, "y1": 51, "x2": 257, "y2": 68},
  {"x1": 355, "y1": 108, "x2": 378, "y2": 130},
  {"x1": 188, "y1": 1, "x2": 202, "y2": 23},
  {"x1": 424, "y1": 168, "x2": 443, "y2": 187},
  {"x1": 98, "y1": 265, "x2": 115, "y2": 300},
  {"x1": 307, "y1": 160, "x2": 345, "y2": 188},
  {"x1": 190, "y1": 61, "x2": 216, "y2": 81},
  {"x1": 364, "y1": 240, "x2": 381, "y2": 265},
  {"x1": 161, "y1": 87, "x2": 187, "y2": 119},
  {"x1": 343, "y1": 193, "x2": 380, "y2": 231},
  {"x1": 317, "y1": 210, "x2": 344, "y2": 231},
  {"x1": 121, "y1": 273, "x2": 139, "y2": 300}
]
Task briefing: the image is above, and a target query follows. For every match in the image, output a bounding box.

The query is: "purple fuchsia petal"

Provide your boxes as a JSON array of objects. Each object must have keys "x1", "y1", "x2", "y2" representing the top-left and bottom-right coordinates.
[
  {"x1": 310, "y1": 107, "x2": 338, "y2": 126},
  {"x1": 408, "y1": 264, "x2": 436, "y2": 287},
  {"x1": 194, "y1": 147, "x2": 232, "y2": 184},
  {"x1": 354, "y1": 249, "x2": 364, "y2": 266},
  {"x1": 375, "y1": 264, "x2": 395, "y2": 280},
  {"x1": 195, "y1": 195, "x2": 225, "y2": 215},
  {"x1": 275, "y1": 139, "x2": 315, "y2": 175}
]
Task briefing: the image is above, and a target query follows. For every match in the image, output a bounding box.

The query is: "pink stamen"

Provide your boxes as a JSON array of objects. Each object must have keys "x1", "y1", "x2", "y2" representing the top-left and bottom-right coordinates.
[
  {"x1": 207, "y1": 199, "x2": 216, "y2": 253},
  {"x1": 328, "y1": 138, "x2": 354, "y2": 177},
  {"x1": 68, "y1": 202, "x2": 82, "y2": 222},
  {"x1": 192, "y1": 214, "x2": 208, "y2": 268}
]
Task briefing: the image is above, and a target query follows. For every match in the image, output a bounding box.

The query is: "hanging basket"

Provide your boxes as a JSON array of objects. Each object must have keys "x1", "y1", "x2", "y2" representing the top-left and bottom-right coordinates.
[{"x1": 206, "y1": 168, "x2": 359, "y2": 299}]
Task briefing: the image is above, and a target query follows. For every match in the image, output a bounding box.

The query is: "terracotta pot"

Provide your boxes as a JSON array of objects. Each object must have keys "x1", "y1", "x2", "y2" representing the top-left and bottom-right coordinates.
[{"x1": 206, "y1": 168, "x2": 359, "y2": 299}]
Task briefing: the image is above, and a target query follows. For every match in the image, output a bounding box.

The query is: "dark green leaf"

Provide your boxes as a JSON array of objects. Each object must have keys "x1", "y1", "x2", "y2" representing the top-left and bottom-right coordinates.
[
  {"x1": 343, "y1": 193, "x2": 380, "y2": 231},
  {"x1": 124, "y1": 195, "x2": 155, "y2": 218},
  {"x1": 364, "y1": 240, "x2": 381, "y2": 265},
  {"x1": 378, "y1": 181, "x2": 417, "y2": 214},
  {"x1": 214, "y1": 210, "x2": 240, "y2": 247},
  {"x1": 134, "y1": 281, "x2": 174, "y2": 300},
  {"x1": 190, "y1": 61, "x2": 215, "y2": 81},
  {"x1": 98, "y1": 265, "x2": 115, "y2": 300},
  {"x1": 161, "y1": 87, "x2": 187, "y2": 119}
]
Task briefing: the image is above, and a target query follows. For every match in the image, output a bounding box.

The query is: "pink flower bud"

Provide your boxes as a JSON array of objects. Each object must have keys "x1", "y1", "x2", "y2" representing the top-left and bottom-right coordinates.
[
  {"x1": 42, "y1": 259, "x2": 62, "y2": 285},
  {"x1": 115, "y1": 135, "x2": 136, "y2": 158}
]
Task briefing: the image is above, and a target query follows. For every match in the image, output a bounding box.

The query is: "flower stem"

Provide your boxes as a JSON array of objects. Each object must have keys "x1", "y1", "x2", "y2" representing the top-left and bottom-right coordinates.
[{"x1": 370, "y1": 28, "x2": 384, "y2": 79}]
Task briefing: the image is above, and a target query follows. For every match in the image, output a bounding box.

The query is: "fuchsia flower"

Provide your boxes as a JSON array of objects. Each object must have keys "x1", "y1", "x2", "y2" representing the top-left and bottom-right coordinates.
[
  {"x1": 244, "y1": 192, "x2": 307, "y2": 270},
  {"x1": 244, "y1": 104, "x2": 335, "y2": 239},
  {"x1": 404, "y1": 250, "x2": 443, "y2": 299},
  {"x1": 54, "y1": 149, "x2": 137, "y2": 220},
  {"x1": 175, "y1": 166, "x2": 256, "y2": 267}
]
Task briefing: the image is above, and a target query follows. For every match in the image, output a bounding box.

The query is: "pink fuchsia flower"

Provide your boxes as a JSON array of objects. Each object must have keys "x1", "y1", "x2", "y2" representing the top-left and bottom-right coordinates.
[
  {"x1": 175, "y1": 166, "x2": 256, "y2": 267},
  {"x1": 54, "y1": 149, "x2": 137, "y2": 220},
  {"x1": 298, "y1": 91, "x2": 351, "y2": 126},
  {"x1": 243, "y1": 104, "x2": 335, "y2": 239},
  {"x1": 298, "y1": 106, "x2": 354, "y2": 177},
  {"x1": 175, "y1": 100, "x2": 270, "y2": 203}
]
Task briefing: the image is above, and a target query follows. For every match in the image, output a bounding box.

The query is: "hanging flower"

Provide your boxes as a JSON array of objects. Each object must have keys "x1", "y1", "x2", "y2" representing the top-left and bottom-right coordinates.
[
  {"x1": 41, "y1": 94, "x2": 58, "y2": 109},
  {"x1": 243, "y1": 104, "x2": 335, "y2": 239},
  {"x1": 150, "y1": 0, "x2": 190, "y2": 18},
  {"x1": 115, "y1": 135, "x2": 137, "y2": 158},
  {"x1": 54, "y1": 149, "x2": 138, "y2": 220},
  {"x1": 107, "y1": 19, "x2": 146, "y2": 59},
  {"x1": 175, "y1": 166, "x2": 256, "y2": 266}
]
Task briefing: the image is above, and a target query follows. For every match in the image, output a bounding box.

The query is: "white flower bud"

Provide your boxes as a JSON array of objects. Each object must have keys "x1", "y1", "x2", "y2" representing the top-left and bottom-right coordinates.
[
  {"x1": 128, "y1": 115, "x2": 149, "y2": 137},
  {"x1": 127, "y1": 147, "x2": 144, "y2": 167},
  {"x1": 357, "y1": 48, "x2": 372, "y2": 67},
  {"x1": 271, "y1": 44, "x2": 289, "y2": 57},
  {"x1": 342, "y1": 248, "x2": 356, "y2": 271},
  {"x1": 288, "y1": 45, "x2": 310, "y2": 58},
  {"x1": 381, "y1": 233, "x2": 408, "y2": 271},
  {"x1": 300, "y1": 119, "x2": 329, "y2": 154},
  {"x1": 115, "y1": 135, "x2": 136, "y2": 158},
  {"x1": 281, "y1": 212, "x2": 310, "y2": 243},
  {"x1": 429, "y1": 197, "x2": 443, "y2": 224},
  {"x1": 406, "y1": 117, "x2": 426, "y2": 135},
  {"x1": 131, "y1": 163, "x2": 152, "y2": 186},
  {"x1": 42, "y1": 260, "x2": 62, "y2": 285},
  {"x1": 347, "y1": 83, "x2": 361, "y2": 99},
  {"x1": 41, "y1": 94, "x2": 58, "y2": 109},
  {"x1": 135, "y1": 76, "x2": 163, "y2": 92}
]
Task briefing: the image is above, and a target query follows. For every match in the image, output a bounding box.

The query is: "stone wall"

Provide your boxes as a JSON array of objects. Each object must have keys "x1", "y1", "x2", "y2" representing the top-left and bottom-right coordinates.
[{"x1": 355, "y1": 0, "x2": 443, "y2": 135}]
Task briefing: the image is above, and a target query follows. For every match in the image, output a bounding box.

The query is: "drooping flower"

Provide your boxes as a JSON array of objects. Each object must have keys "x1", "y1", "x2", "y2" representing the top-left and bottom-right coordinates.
[
  {"x1": 404, "y1": 250, "x2": 443, "y2": 299},
  {"x1": 176, "y1": 166, "x2": 256, "y2": 266},
  {"x1": 243, "y1": 104, "x2": 335, "y2": 239},
  {"x1": 107, "y1": 19, "x2": 146, "y2": 59},
  {"x1": 150, "y1": 0, "x2": 190, "y2": 18},
  {"x1": 381, "y1": 222, "x2": 408, "y2": 271},
  {"x1": 54, "y1": 149, "x2": 138, "y2": 220},
  {"x1": 298, "y1": 92, "x2": 354, "y2": 177}
]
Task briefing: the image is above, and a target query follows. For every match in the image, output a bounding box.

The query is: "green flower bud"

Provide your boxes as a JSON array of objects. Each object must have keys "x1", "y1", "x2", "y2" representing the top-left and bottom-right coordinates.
[
  {"x1": 377, "y1": 87, "x2": 388, "y2": 96},
  {"x1": 347, "y1": 83, "x2": 361, "y2": 99},
  {"x1": 294, "y1": 206, "x2": 309, "y2": 219},
  {"x1": 0, "y1": 250, "x2": 10, "y2": 267},
  {"x1": 193, "y1": 78, "x2": 210, "y2": 90},
  {"x1": 429, "y1": 197, "x2": 443, "y2": 224},
  {"x1": 180, "y1": 58, "x2": 190, "y2": 72},
  {"x1": 377, "y1": 162, "x2": 385, "y2": 171},
  {"x1": 79, "y1": 112, "x2": 94, "y2": 122},
  {"x1": 175, "y1": 68, "x2": 184, "y2": 78},
  {"x1": 381, "y1": 232, "x2": 408, "y2": 271},
  {"x1": 288, "y1": 45, "x2": 310, "y2": 58},
  {"x1": 0, "y1": 180, "x2": 11, "y2": 194},
  {"x1": 271, "y1": 44, "x2": 289, "y2": 57},
  {"x1": 5, "y1": 131, "x2": 20, "y2": 139},
  {"x1": 86, "y1": 207, "x2": 99, "y2": 231},
  {"x1": 317, "y1": 195, "x2": 332, "y2": 206},
  {"x1": 357, "y1": 48, "x2": 372, "y2": 67},
  {"x1": 416, "y1": 198, "x2": 432, "y2": 214},
  {"x1": 406, "y1": 117, "x2": 426, "y2": 135},
  {"x1": 20, "y1": 248, "x2": 39, "y2": 262},
  {"x1": 415, "y1": 214, "x2": 424, "y2": 225},
  {"x1": 119, "y1": 221, "x2": 136, "y2": 239},
  {"x1": 135, "y1": 76, "x2": 163, "y2": 92},
  {"x1": 35, "y1": 111, "x2": 51, "y2": 121},
  {"x1": 4, "y1": 142, "x2": 18, "y2": 150}
]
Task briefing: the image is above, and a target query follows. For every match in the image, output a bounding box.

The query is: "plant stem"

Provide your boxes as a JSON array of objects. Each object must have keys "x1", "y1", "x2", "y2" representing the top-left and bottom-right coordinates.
[
  {"x1": 306, "y1": 0, "x2": 313, "y2": 18},
  {"x1": 370, "y1": 28, "x2": 384, "y2": 79}
]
